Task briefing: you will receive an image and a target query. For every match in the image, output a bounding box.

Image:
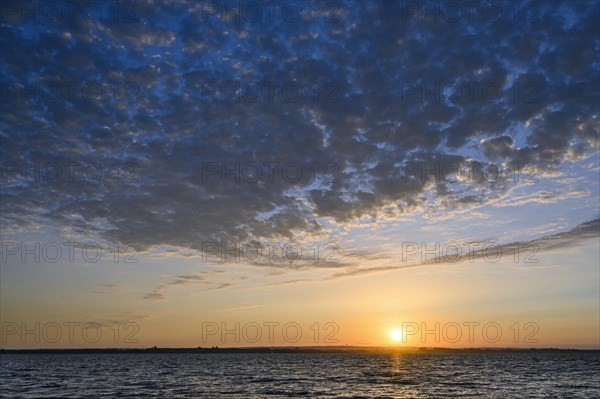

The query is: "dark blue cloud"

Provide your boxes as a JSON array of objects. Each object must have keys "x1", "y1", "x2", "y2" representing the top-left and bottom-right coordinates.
[{"x1": 1, "y1": 0, "x2": 598, "y2": 251}]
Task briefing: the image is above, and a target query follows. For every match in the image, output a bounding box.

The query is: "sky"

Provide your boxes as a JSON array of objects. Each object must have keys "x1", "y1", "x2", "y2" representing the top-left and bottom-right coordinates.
[{"x1": 0, "y1": 0, "x2": 599, "y2": 349}]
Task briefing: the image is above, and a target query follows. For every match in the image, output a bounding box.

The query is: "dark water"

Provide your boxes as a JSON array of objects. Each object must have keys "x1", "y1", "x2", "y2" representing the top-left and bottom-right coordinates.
[{"x1": 1, "y1": 352, "x2": 599, "y2": 398}]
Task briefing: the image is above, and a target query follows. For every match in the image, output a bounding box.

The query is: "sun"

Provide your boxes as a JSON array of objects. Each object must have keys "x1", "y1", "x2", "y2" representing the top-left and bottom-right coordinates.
[{"x1": 390, "y1": 328, "x2": 402, "y2": 342}]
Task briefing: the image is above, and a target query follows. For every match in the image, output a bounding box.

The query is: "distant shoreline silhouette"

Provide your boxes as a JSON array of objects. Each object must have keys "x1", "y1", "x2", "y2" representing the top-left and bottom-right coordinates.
[{"x1": 1, "y1": 347, "x2": 597, "y2": 355}]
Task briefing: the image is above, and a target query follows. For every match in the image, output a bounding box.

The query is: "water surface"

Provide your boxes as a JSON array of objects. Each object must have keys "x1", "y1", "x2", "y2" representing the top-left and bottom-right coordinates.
[{"x1": 1, "y1": 352, "x2": 599, "y2": 398}]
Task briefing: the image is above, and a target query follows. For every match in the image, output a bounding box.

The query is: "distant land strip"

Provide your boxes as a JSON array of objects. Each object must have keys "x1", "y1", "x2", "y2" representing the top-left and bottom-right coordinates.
[{"x1": 1, "y1": 347, "x2": 598, "y2": 355}]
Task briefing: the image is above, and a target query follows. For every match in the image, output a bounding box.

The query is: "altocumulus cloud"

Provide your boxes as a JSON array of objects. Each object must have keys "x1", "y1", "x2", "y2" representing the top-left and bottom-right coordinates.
[{"x1": 0, "y1": 1, "x2": 598, "y2": 255}]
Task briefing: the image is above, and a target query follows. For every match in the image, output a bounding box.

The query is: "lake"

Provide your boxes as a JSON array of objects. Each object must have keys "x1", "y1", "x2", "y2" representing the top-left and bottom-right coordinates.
[{"x1": 1, "y1": 352, "x2": 599, "y2": 398}]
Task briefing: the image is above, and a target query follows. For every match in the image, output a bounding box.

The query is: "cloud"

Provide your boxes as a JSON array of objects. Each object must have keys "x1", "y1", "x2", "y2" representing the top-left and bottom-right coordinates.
[
  {"x1": 141, "y1": 217, "x2": 598, "y2": 297},
  {"x1": 93, "y1": 283, "x2": 121, "y2": 294},
  {"x1": 323, "y1": 218, "x2": 600, "y2": 280},
  {"x1": 1, "y1": 0, "x2": 598, "y2": 259},
  {"x1": 143, "y1": 275, "x2": 203, "y2": 300},
  {"x1": 143, "y1": 292, "x2": 165, "y2": 301},
  {"x1": 492, "y1": 189, "x2": 589, "y2": 207},
  {"x1": 142, "y1": 271, "x2": 248, "y2": 299}
]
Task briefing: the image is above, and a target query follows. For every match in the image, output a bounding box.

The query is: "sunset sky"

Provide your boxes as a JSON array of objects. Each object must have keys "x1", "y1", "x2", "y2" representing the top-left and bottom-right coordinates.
[{"x1": 1, "y1": 0, "x2": 599, "y2": 349}]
